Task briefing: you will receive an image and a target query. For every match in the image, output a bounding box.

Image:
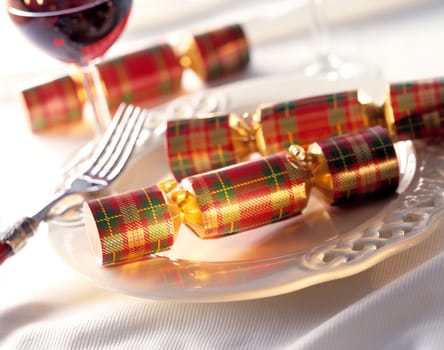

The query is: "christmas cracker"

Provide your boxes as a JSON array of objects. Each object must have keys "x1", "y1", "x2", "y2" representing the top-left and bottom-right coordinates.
[
  {"x1": 84, "y1": 126, "x2": 398, "y2": 266},
  {"x1": 166, "y1": 77, "x2": 444, "y2": 180},
  {"x1": 21, "y1": 24, "x2": 249, "y2": 132}
]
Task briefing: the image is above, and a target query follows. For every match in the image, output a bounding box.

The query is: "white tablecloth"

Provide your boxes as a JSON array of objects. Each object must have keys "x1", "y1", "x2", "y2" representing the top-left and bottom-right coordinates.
[{"x1": 1, "y1": 1, "x2": 444, "y2": 349}]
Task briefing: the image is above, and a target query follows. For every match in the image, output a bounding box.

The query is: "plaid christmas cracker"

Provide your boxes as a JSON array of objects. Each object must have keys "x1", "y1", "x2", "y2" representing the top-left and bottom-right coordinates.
[
  {"x1": 21, "y1": 75, "x2": 83, "y2": 132},
  {"x1": 85, "y1": 185, "x2": 175, "y2": 266},
  {"x1": 185, "y1": 152, "x2": 308, "y2": 238},
  {"x1": 389, "y1": 78, "x2": 444, "y2": 139},
  {"x1": 193, "y1": 24, "x2": 250, "y2": 81},
  {"x1": 390, "y1": 78, "x2": 444, "y2": 115},
  {"x1": 315, "y1": 126, "x2": 399, "y2": 205},
  {"x1": 99, "y1": 44, "x2": 183, "y2": 111},
  {"x1": 259, "y1": 91, "x2": 365, "y2": 154},
  {"x1": 394, "y1": 107, "x2": 444, "y2": 140},
  {"x1": 167, "y1": 114, "x2": 238, "y2": 180}
]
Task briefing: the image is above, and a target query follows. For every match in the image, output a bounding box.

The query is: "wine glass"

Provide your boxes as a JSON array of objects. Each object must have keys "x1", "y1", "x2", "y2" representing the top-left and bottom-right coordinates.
[
  {"x1": 304, "y1": 0, "x2": 381, "y2": 80},
  {"x1": 6, "y1": 0, "x2": 133, "y2": 135}
]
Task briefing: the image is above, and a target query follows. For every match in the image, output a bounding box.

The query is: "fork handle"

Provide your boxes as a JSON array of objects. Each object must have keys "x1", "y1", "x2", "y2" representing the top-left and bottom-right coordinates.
[
  {"x1": 0, "y1": 217, "x2": 39, "y2": 265},
  {"x1": 0, "y1": 243, "x2": 12, "y2": 265}
]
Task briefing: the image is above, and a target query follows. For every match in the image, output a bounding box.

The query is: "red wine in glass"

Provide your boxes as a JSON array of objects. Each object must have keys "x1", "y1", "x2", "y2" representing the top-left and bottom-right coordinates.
[{"x1": 6, "y1": 0, "x2": 133, "y2": 133}]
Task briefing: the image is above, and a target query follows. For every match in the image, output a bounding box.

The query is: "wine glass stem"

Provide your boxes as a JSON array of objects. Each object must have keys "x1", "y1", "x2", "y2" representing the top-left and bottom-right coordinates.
[
  {"x1": 310, "y1": 0, "x2": 331, "y2": 61},
  {"x1": 79, "y1": 64, "x2": 111, "y2": 134}
]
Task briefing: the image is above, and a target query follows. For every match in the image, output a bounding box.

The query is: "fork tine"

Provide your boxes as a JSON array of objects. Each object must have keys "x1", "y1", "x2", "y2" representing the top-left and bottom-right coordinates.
[
  {"x1": 102, "y1": 108, "x2": 148, "y2": 182},
  {"x1": 90, "y1": 107, "x2": 140, "y2": 178},
  {"x1": 82, "y1": 103, "x2": 133, "y2": 173},
  {"x1": 92, "y1": 105, "x2": 144, "y2": 178},
  {"x1": 87, "y1": 104, "x2": 136, "y2": 176}
]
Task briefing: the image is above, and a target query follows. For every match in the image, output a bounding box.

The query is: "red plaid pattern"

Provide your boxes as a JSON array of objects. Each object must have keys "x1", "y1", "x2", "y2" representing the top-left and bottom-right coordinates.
[
  {"x1": 20, "y1": 75, "x2": 83, "y2": 132},
  {"x1": 85, "y1": 185, "x2": 175, "y2": 266},
  {"x1": 192, "y1": 24, "x2": 250, "y2": 81},
  {"x1": 99, "y1": 44, "x2": 183, "y2": 111},
  {"x1": 313, "y1": 126, "x2": 399, "y2": 205},
  {"x1": 166, "y1": 114, "x2": 238, "y2": 180},
  {"x1": 393, "y1": 107, "x2": 444, "y2": 140},
  {"x1": 258, "y1": 91, "x2": 365, "y2": 154},
  {"x1": 185, "y1": 152, "x2": 308, "y2": 238},
  {"x1": 389, "y1": 78, "x2": 444, "y2": 140}
]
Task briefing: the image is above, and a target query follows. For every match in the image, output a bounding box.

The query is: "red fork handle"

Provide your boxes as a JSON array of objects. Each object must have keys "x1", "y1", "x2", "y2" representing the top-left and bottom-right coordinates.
[
  {"x1": 0, "y1": 217, "x2": 38, "y2": 266},
  {"x1": 0, "y1": 243, "x2": 12, "y2": 265}
]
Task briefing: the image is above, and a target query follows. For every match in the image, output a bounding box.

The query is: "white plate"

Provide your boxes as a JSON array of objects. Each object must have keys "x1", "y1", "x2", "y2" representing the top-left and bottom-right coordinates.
[{"x1": 48, "y1": 73, "x2": 444, "y2": 302}]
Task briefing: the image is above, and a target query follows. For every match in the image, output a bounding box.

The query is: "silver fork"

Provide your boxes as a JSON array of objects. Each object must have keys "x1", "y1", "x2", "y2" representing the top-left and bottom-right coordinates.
[{"x1": 0, "y1": 103, "x2": 147, "y2": 265}]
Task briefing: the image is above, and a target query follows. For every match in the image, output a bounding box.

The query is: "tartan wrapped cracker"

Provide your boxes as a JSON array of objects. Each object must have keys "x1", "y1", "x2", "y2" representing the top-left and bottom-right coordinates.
[
  {"x1": 304, "y1": 126, "x2": 399, "y2": 205},
  {"x1": 20, "y1": 44, "x2": 183, "y2": 133},
  {"x1": 20, "y1": 23, "x2": 250, "y2": 132},
  {"x1": 98, "y1": 44, "x2": 183, "y2": 111},
  {"x1": 167, "y1": 90, "x2": 378, "y2": 180},
  {"x1": 84, "y1": 126, "x2": 399, "y2": 266},
  {"x1": 167, "y1": 77, "x2": 444, "y2": 179},
  {"x1": 20, "y1": 75, "x2": 84, "y2": 132},
  {"x1": 386, "y1": 77, "x2": 444, "y2": 140},
  {"x1": 167, "y1": 113, "x2": 257, "y2": 180},
  {"x1": 178, "y1": 24, "x2": 249, "y2": 81},
  {"x1": 84, "y1": 151, "x2": 310, "y2": 266}
]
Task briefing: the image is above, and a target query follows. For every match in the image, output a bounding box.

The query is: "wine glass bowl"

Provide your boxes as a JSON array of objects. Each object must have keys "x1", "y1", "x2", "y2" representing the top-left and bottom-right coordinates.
[{"x1": 6, "y1": 0, "x2": 133, "y2": 133}]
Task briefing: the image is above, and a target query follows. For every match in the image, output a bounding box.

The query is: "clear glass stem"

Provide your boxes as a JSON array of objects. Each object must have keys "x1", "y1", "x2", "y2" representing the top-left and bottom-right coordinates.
[
  {"x1": 310, "y1": 0, "x2": 331, "y2": 61},
  {"x1": 306, "y1": 0, "x2": 382, "y2": 80},
  {"x1": 79, "y1": 64, "x2": 111, "y2": 135},
  {"x1": 305, "y1": 0, "x2": 344, "y2": 78}
]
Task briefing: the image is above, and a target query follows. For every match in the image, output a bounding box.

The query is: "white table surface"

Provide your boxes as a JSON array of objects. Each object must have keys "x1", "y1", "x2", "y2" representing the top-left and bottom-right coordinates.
[{"x1": 1, "y1": 1, "x2": 444, "y2": 349}]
